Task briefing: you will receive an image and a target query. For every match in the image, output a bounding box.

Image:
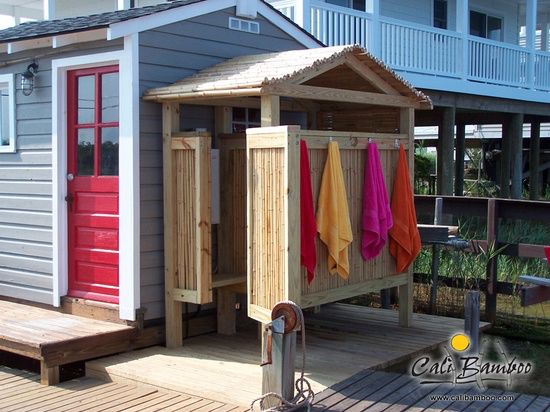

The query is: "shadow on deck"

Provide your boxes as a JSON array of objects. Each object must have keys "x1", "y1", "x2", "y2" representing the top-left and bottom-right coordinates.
[{"x1": 86, "y1": 303, "x2": 491, "y2": 407}]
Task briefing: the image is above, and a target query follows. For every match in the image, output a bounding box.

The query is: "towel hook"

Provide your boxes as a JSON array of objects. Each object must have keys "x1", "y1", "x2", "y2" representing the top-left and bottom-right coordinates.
[
  {"x1": 329, "y1": 136, "x2": 334, "y2": 142},
  {"x1": 394, "y1": 138, "x2": 400, "y2": 149},
  {"x1": 350, "y1": 136, "x2": 358, "y2": 147},
  {"x1": 368, "y1": 137, "x2": 373, "y2": 144}
]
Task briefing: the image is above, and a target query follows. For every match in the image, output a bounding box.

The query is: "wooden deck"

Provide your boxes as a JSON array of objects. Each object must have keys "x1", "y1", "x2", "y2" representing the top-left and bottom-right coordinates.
[
  {"x1": 0, "y1": 365, "x2": 246, "y2": 411},
  {"x1": 0, "y1": 300, "x2": 137, "y2": 384},
  {"x1": 312, "y1": 369, "x2": 550, "y2": 411},
  {"x1": 87, "y1": 304, "x2": 491, "y2": 407}
]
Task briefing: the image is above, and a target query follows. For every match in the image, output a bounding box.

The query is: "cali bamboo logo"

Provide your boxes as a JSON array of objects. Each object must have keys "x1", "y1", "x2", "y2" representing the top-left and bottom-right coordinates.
[{"x1": 410, "y1": 333, "x2": 532, "y2": 389}]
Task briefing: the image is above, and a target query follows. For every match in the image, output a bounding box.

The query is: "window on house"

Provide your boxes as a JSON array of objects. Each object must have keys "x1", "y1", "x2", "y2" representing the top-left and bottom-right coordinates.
[
  {"x1": 232, "y1": 107, "x2": 260, "y2": 133},
  {"x1": 433, "y1": 0, "x2": 448, "y2": 30},
  {"x1": 0, "y1": 74, "x2": 15, "y2": 153},
  {"x1": 326, "y1": 0, "x2": 366, "y2": 11},
  {"x1": 470, "y1": 10, "x2": 503, "y2": 41}
]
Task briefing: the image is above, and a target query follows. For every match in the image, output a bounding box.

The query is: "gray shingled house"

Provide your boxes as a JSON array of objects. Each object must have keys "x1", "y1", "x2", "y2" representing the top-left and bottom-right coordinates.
[{"x1": 0, "y1": 0, "x2": 319, "y2": 322}]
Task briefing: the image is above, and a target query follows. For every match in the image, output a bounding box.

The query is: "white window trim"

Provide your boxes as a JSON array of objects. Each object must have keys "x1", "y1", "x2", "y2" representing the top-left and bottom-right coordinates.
[
  {"x1": 51, "y1": 34, "x2": 140, "y2": 321},
  {"x1": 0, "y1": 73, "x2": 16, "y2": 153}
]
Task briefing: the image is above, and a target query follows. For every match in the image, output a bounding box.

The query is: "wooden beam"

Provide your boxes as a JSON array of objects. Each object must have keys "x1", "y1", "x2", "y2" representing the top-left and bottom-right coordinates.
[
  {"x1": 500, "y1": 117, "x2": 512, "y2": 198},
  {"x1": 485, "y1": 198, "x2": 498, "y2": 324},
  {"x1": 217, "y1": 288, "x2": 237, "y2": 335},
  {"x1": 455, "y1": 122, "x2": 466, "y2": 196},
  {"x1": 8, "y1": 37, "x2": 52, "y2": 54},
  {"x1": 52, "y1": 29, "x2": 107, "y2": 48},
  {"x1": 163, "y1": 102, "x2": 183, "y2": 348},
  {"x1": 261, "y1": 95, "x2": 280, "y2": 127},
  {"x1": 509, "y1": 113, "x2": 524, "y2": 199},
  {"x1": 421, "y1": 89, "x2": 550, "y2": 116},
  {"x1": 437, "y1": 107, "x2": 455, "y2": 195},
  {"x1": 262, "y1": 84, "x2": 424, "y2": 109},
  {"x1": 398, "y1": 273, "x2": 413, "y2": 327},
  {"x1": 520, "y1": 285, "x2": 550, "y2": 306},
  {"x1": 344, "y1": 55, "x2": 401, "y2": 96},
  {"x1": 529, "y1": 121, "x2": 541, "y2": 200},
  {"x1": 40, "y1": 362, "x2": 59, "y2": 385},
  {"x1": 143, "y1": 87, "x2": 263, "y2": 102}
]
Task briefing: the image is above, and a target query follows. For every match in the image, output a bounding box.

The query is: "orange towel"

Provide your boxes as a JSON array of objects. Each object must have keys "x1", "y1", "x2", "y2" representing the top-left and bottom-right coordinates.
[
  {"x1": 316, "y1": 141, "x2": 353, "y2": 279},
  {"x1": 389, "y1": 144, "x2": 421, "y2": 273}
]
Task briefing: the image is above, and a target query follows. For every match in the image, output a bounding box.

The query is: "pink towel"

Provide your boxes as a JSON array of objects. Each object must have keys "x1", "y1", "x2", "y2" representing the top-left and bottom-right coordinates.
[
  {"x1": 300, "y1": 140, "x2": 317, "y2": 284},
  {"x1": 361, "y1": 141, "x2": 393, "y2": 260}
]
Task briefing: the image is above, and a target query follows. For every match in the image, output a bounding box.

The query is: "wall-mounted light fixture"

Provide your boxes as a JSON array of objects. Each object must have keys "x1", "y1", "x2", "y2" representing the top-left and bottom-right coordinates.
[{"x1": 21, "y1": 62, "x2": 38, "y2": 96}]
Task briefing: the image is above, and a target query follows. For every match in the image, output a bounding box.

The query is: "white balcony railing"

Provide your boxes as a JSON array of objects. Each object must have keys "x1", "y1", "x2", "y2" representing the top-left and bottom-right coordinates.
[
  {"x1": 534, "y1": 52, "x2": 550, "y2": 90},
  {"x1": 309, "y1": 2, "x2": 373, "y2": 50},
  {"x1": 468, "y1": 37, "x2": 528, "y2": 87},
  {"x1": 269, "y1": 0, "x2": 550, "y2": 93},
  {"x1": 380, "y1": 17, "x2": 462, "y2": 78}
]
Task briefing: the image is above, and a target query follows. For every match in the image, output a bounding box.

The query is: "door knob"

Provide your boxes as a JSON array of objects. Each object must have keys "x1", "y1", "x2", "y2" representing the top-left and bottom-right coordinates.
[{"x1": 67, "y1": 173, "x2": 74, "y2": 181}]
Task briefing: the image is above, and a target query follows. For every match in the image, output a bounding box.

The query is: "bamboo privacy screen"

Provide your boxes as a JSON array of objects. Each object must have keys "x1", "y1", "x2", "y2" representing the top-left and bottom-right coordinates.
[
  {"x1": 247, "y1": 126, "x2": 412, "y2": 323},
  {"x1": 165, "y1": 132, "x2": 212, "y2": 305}
]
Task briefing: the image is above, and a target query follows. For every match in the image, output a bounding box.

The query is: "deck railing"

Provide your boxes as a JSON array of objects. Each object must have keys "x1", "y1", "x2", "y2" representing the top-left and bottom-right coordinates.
[
  {"x1": 380, "y1": 17, "x2": 462, "y2": 78},
  {"x1": 309, "y1": 1, "x2": 373, "y2": 50},
  {"x1": 268, "y1": 0, "x2": 550, "y2": 92},
  {"x1": 468, "y1": 37, "x2": 528, "y2": 88},
  {"x1": 534, "y1": 52, "x2": 550, "y2": 90}
]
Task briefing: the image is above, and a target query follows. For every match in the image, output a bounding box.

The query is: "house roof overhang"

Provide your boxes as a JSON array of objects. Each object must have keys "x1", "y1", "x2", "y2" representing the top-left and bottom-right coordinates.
[
  {"x1": 143, "y1": 45, "x2": 433, "y2": 110},
  {"x1": 0, "y1": 0, "x2": 322, "y2": 56}
]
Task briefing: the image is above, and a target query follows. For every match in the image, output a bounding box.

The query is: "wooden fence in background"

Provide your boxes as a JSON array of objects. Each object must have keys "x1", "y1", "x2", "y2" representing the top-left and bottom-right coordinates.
[{"x1": 414, "y1": 195, "x2": 549, "y2": 323}]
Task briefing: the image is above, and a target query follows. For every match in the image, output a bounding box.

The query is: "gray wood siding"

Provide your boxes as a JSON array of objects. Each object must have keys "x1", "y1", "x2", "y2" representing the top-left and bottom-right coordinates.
[
  {"x1": 0, "y1": 40, "x2": 123, "y2": 305},
  {"x1": 139, "y1": 7, "x2": 307, "y2": 320}
]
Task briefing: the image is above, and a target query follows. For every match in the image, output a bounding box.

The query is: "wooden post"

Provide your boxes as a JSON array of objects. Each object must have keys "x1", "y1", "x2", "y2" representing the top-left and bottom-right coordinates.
[
  {"x1": 499, "y1": 118, "x2": 511, "y2": 198},
  {"x1": 398, "y1": 273, "x2": 413, "y2": 327},
  {"x1": 454, "y1": 122, "x2": 466, "y2": 196},
  {"x1": 485, "y1": 198, "x2": 498, "y2": 324},
  {"x1": 214, "y1": 106, "x2": 238, "y2": 335},
  {"x1": 163, "y1": 102, "x2": 183, "y2": 348},
  {"x1": 262, "y1": 318, "x2": 296, "y2": 404},
  {"x1": 398, "y1": 107, "x2": 415, "y2": 327},
  {"x1": 261, "y1": 95, "x2": 280, "y2": 127},
  {"x1": 437, "y1": 107, "x2": 455, "y2": 195},
  {"x1": 430, "y1": 197, "x2": 443, "y2": 314},
  {"x1": 529, "y1": 121, "x2": 541, "y2": 200},
  {"x1": 217, "y1": 288, "x2": 237, "y2": 335},
  {"x1": 509, "y1": 113, "x2": 524, "y2": 199},
  {"x1": 40, "y1": 361, "x2": 59, "y2": 385},
  {"x1": 464, "y1": 290, "x2": 480, "y2": 353}
]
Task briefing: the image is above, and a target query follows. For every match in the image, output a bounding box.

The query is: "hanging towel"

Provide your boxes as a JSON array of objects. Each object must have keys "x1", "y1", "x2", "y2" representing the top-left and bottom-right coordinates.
[
  {"x1": 300, "y1": 140, "x2": 317, "y2": 284},
  {"x1": 389, "y1": 144, "x2": 421, "y2": 273},
  {"x1": 361, "y1": 141, "x2": 393, "y2": 260},
  {"x1": 316, "y1": 141, "x2": 353, "y2": 279}
]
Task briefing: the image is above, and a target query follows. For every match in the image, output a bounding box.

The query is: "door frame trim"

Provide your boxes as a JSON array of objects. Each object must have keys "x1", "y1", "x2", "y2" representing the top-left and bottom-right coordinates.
[{"x1": 52, "y1": 35, "x2": 140, "y2": 321}]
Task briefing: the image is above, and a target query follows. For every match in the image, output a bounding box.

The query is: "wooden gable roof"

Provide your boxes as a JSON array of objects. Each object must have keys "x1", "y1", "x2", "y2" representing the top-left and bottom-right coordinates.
[{"x1": 144, "y1": 45, "x2": 432, "y2": 110}]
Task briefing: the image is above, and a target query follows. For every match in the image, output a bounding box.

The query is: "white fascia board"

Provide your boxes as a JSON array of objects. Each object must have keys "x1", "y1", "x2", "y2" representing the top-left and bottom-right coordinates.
[
  {"x1": 106, "y1": 0, "x2": 321, "y2": 49},
  {"x1": 107, "y1": 0, "x2": 235, "y2": 40}
]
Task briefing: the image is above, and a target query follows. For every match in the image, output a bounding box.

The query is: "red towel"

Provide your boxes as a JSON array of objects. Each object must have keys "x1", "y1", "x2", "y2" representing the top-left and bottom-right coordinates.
[
  {"x1": 389, "y1": 144, "x2": 421, "y2": 273},
  {"x1": 361, "y1": 141, "x2": 393, "y2": 260},
  {"x1": 300, "y1": 140, "x2": 317, "y2": 284}
]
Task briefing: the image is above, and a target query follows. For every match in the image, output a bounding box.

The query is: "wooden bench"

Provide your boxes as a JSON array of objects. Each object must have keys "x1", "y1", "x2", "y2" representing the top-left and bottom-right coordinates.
[
  {"x1": 0, "y1": 300, "x2": 137, "y2": 385},
  {"x1": 213, "y1": 273, "x2": 246, "y2": 335}
]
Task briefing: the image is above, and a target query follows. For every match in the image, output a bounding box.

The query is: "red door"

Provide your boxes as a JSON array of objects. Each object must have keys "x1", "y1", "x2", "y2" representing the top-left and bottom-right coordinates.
[{"x1": 67, "y1": 65, "x2": 120, "y2": 303}]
